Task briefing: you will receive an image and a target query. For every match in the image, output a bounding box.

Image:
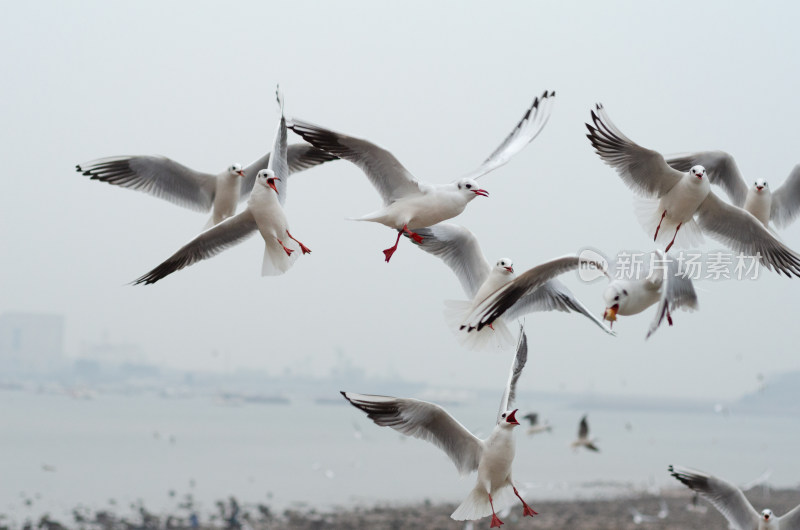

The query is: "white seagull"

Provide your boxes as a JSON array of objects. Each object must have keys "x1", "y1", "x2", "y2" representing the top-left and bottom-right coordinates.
[
  {"x1": 77, "y1": 146, "x2": 336, "y2": 228},
  {"x1": 342, "y1": 329, "x2": 538, "y2": 528},
  {"x1": 409, "y1": 222, "x2": 612, "y2": 350},
  {"x1": 570, "y1": 415, "x2": 599, "y2": 452},
  {"x1": 601, "y1": 250, "x2": 698, "y2": 339},
  {"x1": 456, "y1": 255, "x2": 606, "y2": 334},
  {"x1": 586, "y1": 104, "x2": 800, "y2": 277},
  {"x1": 287, "y1": 91, "x2": 555, "y2": 262},
  {"x1": 133, "y1": 89, "x2": 311, "y2": 284},
  {"x1": 669, "y1": 465, "x2": 800, "y2": 530},
  {"x1": 521, "y1": 413, "x2": 552, "y2": 436},
  {"x1": 666, "y1": 151, "x2": 800, "y2": 231}
]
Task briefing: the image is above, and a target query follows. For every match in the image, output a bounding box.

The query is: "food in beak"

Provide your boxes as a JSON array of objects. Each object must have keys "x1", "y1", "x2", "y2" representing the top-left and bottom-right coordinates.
[{"x1": 603, "y1": 304, "x2": 619, "y2": 322}]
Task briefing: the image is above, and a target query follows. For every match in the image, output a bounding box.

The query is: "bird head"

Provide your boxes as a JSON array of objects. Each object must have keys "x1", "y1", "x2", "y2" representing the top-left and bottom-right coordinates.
[
  {"x1": 754, "y1": 178, "x2": 769, "y2": 192},
  {"x1": 456, "y1": 178, "x2": 489, "y2": 199},
  {"x1": 494, "y1": 258, "x2": 514, "y2": 275},
  {"x1": 257, "y1": 169, "x2": 280, "y2": 194},
  {"x1": 689, "y1": 165, "x2": 706, "y2": 180},
  {"x1": 500, "y1": 409, "x2": 519, "y2": 427},
  {"x1": 602, "y1": 283, "x2": 629, "y2": 325},
  {"x1": 762, "y1": 509, "x2": 774, "y2": 522},
  {"x1": 228, "y1": 163, "x2": 246, "y2": 178}
]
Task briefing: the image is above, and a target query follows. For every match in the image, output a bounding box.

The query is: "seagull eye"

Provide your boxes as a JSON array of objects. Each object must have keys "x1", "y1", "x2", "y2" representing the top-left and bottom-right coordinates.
[
  {"x1": 466, "y1": 184, "x2": 472, "y2": 189},
  {"x1": 501, "y1": 413, "x2": 506, "y2": 418},
  {"x1": 614, "y1": 295, "x2": 619, "y2": 301},
  {"x1": 622, "y1": 289, "x2": 628, "y2": 295}
]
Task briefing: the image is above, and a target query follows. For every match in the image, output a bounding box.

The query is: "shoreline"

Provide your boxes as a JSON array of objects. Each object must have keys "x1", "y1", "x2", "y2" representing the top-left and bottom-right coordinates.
[{"x1": 5, "y1": 488, "x2": 798, "y2": 529}]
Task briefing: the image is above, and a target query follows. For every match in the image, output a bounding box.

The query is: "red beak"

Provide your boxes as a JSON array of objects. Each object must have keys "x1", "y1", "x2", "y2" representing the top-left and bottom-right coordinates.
[
  {"x1": 507, "y1": 409, "x2": 519, "y2": 425},
  {"x1": 695, "y1": 173, "x2": 703, "y2": 178},
  {"x1": 237, "y1": 170, "x2": 246, "y2": 177},
  {"x1": 268, "y1": 178, "x2": 280, "y2": 194},
  {"x1": 473, "y1": 189, "x2": 489, "y2": 197},
  {"x1": 757, "y1": 186, "x2": 764, "y2": 191},
  {"x1": 505, "y1": 266, "x2": 514, "y2": 273}
]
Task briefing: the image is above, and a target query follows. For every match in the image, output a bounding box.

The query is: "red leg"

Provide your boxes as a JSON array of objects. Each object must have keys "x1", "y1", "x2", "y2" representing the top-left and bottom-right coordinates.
[
  {"x1": 513, "y1": 486, "x2": 538, "y2": 517},
  {"x1": 276, "y1": 238, "x2": 294, "y2": 257},
  {"x1": 382, "y1": 230, "x2": 404, "y2": 263},
  {"x1": 666, "y1": 306, "x2": 673, "y2": 326},
  {"x1": 654, "y1": 210, "x2": 667, "y2": 241},
  {"x1": 402, "y1": 225, "x2": 424, "y2": 244},
  {"x1": 286, "y1": 230, "x2": 311, "y2": 255},
  {"x1": 488, "y1": 494, "x2": 503, "y2": 528},
  {"x1": 664, "y1": 222, "x2": 682, "y2": 253}
]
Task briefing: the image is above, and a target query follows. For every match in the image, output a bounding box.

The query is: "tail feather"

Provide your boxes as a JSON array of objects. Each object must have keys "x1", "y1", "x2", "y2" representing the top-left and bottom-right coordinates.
[
  {"x1": 444, "y1": 300, "x2": 515, "y2": 352},
  {"x1": 262, "y1": 239, "x2": 299, "y2": 276},
  {"x1": 451, "y1": 485, "x2": 514, "y2": 521}
]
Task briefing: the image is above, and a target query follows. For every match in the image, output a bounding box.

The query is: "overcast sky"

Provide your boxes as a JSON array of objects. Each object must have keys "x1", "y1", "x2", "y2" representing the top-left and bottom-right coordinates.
[{"x1": 2, "y1": 1, "x2": 799, "y2": 400}]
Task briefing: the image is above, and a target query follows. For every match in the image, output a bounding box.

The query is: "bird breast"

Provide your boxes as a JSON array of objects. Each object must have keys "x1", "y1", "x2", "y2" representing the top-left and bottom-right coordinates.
[
  {"x1": 744, "y1": 189, "x2": 772, "y2": 227},
  {"x1": 660, "y1": 174, "x2": 710, "y2": 222},
  {"x1": 478, "y1": 429, "x2": 515, "y2": 489},
  {"x1": 212, "y1": 173, "x2": 241, "y2": 222}
]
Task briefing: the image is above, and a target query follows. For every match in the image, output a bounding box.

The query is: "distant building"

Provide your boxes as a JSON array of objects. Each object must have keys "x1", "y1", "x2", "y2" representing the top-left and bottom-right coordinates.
[{"x1": 0, "y1": 312, "x2": 64, "y2": 373}]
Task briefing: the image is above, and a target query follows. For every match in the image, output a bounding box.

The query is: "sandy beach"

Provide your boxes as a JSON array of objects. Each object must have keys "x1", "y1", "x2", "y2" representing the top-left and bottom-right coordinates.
[{"x1": 11, "y1": 488, "x2": 799, "y2": 530}]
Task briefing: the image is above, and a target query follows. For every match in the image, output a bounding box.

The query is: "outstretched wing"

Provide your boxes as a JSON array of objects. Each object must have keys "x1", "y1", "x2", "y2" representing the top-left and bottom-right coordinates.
[
  {"x1": 132, "y1": 211, "x2": 258, "y2": 285},
  {"x1": 287, "y1": 118, "x2": 425, "y2": 205},
  {"x1": 408, "y1": 223, "x2": 491, "y2": 298},
  {"x1": 462, "y1": 255, "x2": 605, "y2": 332},
  {"x1": 461, "y1": 91, "x2": 556, "y2": 180},
  {"x1": 665, "y1": 151, "x2": 748, "y2": 207},
  {"x1": 771, "y1": 164, "x2": 800, "y2": 228},
  {"x1": 586, "y1": 104, "x2": 683, "y2": 198},
  {"x1": 696, "y1": 193, "x2": 800, "y2": 277},
  {"x1": 341, "y1": 392, "x2": 484, "y2": 475},
  {"x1": 76, "y1": 155, "x2": 217, "y2": 212},
  {"x1": 496, "y1": 327, "x2": 528, "y2": 423},
  {"x1": 646, "y1": 251, "x2": 699, "y2": 339},
  {"x1": 504, "y1": 279, "x2": 614, "y2": 336},
  {"x1": 669, "y1": 465, "x2": 760, "y2": 530},
  {"x1": 578, "y1": 415, "x2": 589, "y2": 439}
]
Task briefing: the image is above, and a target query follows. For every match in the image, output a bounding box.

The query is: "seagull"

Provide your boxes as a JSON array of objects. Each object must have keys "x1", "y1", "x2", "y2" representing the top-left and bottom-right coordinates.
[
  {"x1": 456, "y1": 254, "x2": 606, "y2": 334},
  {"x1": 666, "y1": 151, "x2": 800, "y2": 230},
  {"x1": 133, "y1": 88, "x2": 310, "y2": 284},
  {"x1": 669, "y1": 465, "x2": 800, "y2": 529},
  {"x1": 409, "y1": 223, "x2": 613, "y2": 350},
  {"x1": 601, "y1": 250, "x2": 698, "y2": 338},
  {"x1": 77, "y1": 145, "x2": 336, "y2": 228},
  {"x1": 570, "y1": 415, "x2": 599, "y2": 452},
  {"x1": 342, "y1": 329, "x2": 538, "y2": 528},
  {"x1": 287, "y1": 91, "x2": 555, "y2": 262},
  {"x1": 586, "y1": 104, "x2": 800, "y2": 277},
  {"x1": 521, "y1": 413, "x2": 552, "y2": 436}
]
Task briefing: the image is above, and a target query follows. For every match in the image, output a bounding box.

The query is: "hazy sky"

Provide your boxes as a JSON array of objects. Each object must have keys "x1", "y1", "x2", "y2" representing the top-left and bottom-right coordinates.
[{"x1": 3, "y1": 1, "x2": 800, "y2": 400}]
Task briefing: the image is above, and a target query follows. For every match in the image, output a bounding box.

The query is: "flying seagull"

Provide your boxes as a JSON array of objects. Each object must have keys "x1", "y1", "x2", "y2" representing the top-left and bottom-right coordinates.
[
  {"x1": 669, "y1": 465, "x2": 800, "y2": 529},
  {"x1": 666, "y1": 151, "x2": 800, "y2": 231},
  {"x1": 342, "y1": 329, "x2": 538, "y2": 528},
  {"x1": 134, "y1": 88, "x2": 311, "y2": 284},
  {"x1": 586, "y1": 104, "x2": 800, "y2": 277},
  {"x1": 409, "y1": 222, "x2": 612, "y2": 350},
  {"x1": 288, "y1": 91, "x2": 555, "y2": 262},
  {"x1": 77, "y1": 145, "x2": 336, "y2": 228},
  {"x1": 570, "y1": 415, "x2": 599, "y2": 452},
  {"x1": 601, "y1": 250, "x2": 698, "y2": 338},
  {"x1": 521, "y1": 413, "x2": 552, "y2": 436}
]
